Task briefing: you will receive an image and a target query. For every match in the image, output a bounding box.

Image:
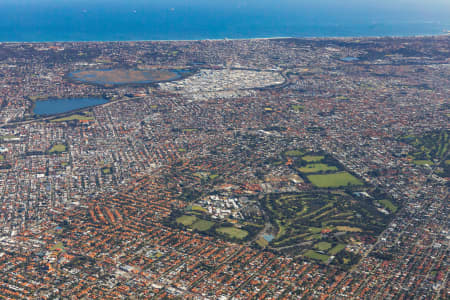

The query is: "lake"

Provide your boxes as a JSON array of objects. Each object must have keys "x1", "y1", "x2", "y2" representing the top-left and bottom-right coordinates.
[
  {"x1": 263, "y1": 234, "x2": 275, "y2": 242},
  {"x1": 33, "y1": 98, "x2": 108, "y2": 116},
  {"x1": 341, "y1": 57, "x2": 359, "y2": 62},
  {"x1": 68, "y1": 68, "x2": 190, "y2": 86}
]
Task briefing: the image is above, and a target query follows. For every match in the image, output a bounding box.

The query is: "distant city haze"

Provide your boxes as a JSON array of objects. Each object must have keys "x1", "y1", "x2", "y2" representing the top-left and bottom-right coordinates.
[{"x1": 0, "y1": 0, "x2": 449, "y2": 41}]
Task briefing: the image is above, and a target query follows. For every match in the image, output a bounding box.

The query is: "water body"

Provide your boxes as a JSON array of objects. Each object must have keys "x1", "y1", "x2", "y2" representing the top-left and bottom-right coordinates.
[
  {"x1": 68, "y1": 69, "x2": 189, "y2": 85},
  {"x1": 341, "y1": 57, "x2": 359, "y2": 62},
  {"x1": 263, "y1": 234, "x2": 275, "y2": 242},
  {"x1": 0, "y1": 0, "x2": 448, "y2": 42},
  {"x1": 33, "y1": 98, "x2": 108, "y2": 116}
]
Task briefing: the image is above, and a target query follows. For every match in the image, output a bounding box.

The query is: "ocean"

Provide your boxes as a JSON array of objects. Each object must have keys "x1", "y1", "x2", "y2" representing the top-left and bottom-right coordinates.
[{"x1": 0, "y1": 0, "x2": 449, "y2": 42}]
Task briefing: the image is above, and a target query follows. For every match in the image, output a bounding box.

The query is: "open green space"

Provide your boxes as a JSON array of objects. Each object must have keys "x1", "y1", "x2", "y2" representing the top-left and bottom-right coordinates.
[
  {"x1": 306, "y1": 234, "x2": 322, "y2": 241},
  {"x1": 0, "y1": 155, "x2": 4, "y2": 161},
  {"x1": 256, "y1": 237, "x2": 269, "y2": 248},
  {"x1": 209, "y1": 174, "x2": 219, "y2": 180},
  {"x1": 176, "y1": 215, "x2": 198, "y2": 226},
  {"x1": 101, "y1": 167, "x2": 112, "y2": 175},
  {"x1": 301, "y1": 155, "x2": 324, "y2": 162},
  {"x1": 191, "y1": 205, "x2": 207, "y2": 213},
  {"x1": 50, "y1": 241, "x2": 65, "y2": 252},
  {"x1": 262, "y1": 188, "x2": 390, "y2": 267},
  {"x1": 49, "y1": 144, "x2": 67, "y2": 153},
  {"x1": 413, "y1": 160, "x2": 434, "y2": 166},
  {"x1": 69, "y1": 68, "x2": 183, "y2": 85},
  {"x1": 379, "y1": 199, "x2": 398, "y2": 213},
  {"x1": 263, "y1": 190, "x2": 387, "y2": 238},
  {"x1": 304, "y1": 250, "x2": 330, "y2": 263},
  {"x1": 175, "y1": 214, "x2": 215, "y2": 232},
  {"x1": 307, "y1": 172, "x2": 363, "y2": 188},
  {"x1": 50, "y1": 114, "x2": 94, "y2": 122},
  {"x1": 308, "y1": 227, "x2": 322, "y2": 234},
  {"x1": 216, "y1": 227, "x2": 248, "y2": 239},
  {"x1": 169, "y1": 149, "x2": 394, "y2": 268},
  {"x1": 336, "y1": 96, "x2": 349, "y2": 101},
  {"x1": 192, "y1": 220, "x2": 215, "y2": 231},
  {"x1": 328, "y1": 244, "x2": 346, "y2": 255},
  {"x1": 298, "y1": 163, "x2": 338, "y2": 174},
  {"x1": 336, "y1": 226, "x2": 362, "y2": 232},
  {"x1": 284, "y1": 150, "x2": 304, "y2": 157},
  {"x1": 291, "y1": 104, "x2": 304, "y2": 112},
  {"x1": 401, "y1": 130, "x2": 449, "y2": 177},
  {"x1": 314, "y1": 241, "x2": 332, "y2": 251},
  {"x1": 193, "y1": 172, "x2": 209, "y2": 179}
]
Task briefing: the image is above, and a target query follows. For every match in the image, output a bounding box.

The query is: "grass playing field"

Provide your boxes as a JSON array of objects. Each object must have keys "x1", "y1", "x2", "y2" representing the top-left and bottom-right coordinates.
[
  {"x1": 192, "y1": 220, "x2": 215, "y2": 231},
  {"x1": 50, "y1": 114, "x2": 94, "y2": 122},
  {"x1": 328, "y1": 244, "x2": 346, "y2": 255},
  {"x1": 314, "y1": 241, "x2": 332, "y2": 251},
  {"x1": 49, "y1": 144, "x2": 67, "y2": 153},
  {"x1": 284, "y1": 150, "x2": 304, "y2": 157},
  {"x1": 307, "y1": 172, "x2": 363, "y2": 188},
  {"x1": 378, "y1": 199, "x2": 398, "y2": 213},
  {"x1": 301, "y1": 155, "x2": 324, "y2": 162},
  {"x1": 304, "y1": 250, "x2": 330, "y2": 263},
  {"x1": 298, "y1": 163, "x2": 338, "y2": 173},
  {"x1": 176, "y1": 215, "x2": 197, "y2": 226},
  {"x1": 216, "y1": 227, "x2": 248, "y2": 239}
]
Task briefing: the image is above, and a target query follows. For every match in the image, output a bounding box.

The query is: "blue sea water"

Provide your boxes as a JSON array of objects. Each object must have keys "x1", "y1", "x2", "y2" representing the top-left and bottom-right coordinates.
[
  {"x1": 0, "y1": 0, "x2": 449, "y2": 42},
  {"x1": 33, "y1": 98, "x2": 108, "y2": 116}
]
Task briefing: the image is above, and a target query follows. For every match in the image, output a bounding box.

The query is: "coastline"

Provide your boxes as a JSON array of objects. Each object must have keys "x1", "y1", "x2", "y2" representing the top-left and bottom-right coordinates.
[{"x1": 0, "y1": 32, "x2": 448, "y2": 44}]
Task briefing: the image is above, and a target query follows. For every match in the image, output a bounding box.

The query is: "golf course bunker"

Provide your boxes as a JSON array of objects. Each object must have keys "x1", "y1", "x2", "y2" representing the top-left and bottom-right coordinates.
[{"x1": 68, "y1": 68, "x2": 190, "y2": 86}]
